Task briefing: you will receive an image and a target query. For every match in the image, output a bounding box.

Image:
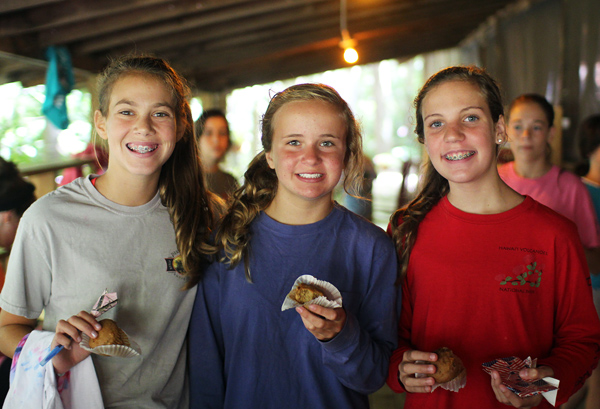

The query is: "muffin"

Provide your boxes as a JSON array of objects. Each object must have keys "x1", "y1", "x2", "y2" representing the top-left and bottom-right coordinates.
[
  {"x1": 427, "y1": 347, "x2": 465, "y2": 384},
  {"x1": 288, "y1": 283, "x2": 325, "y2": 304},
  {"x1": 281, "y1": 275, "x2": 343, "y2": 311},
  {"x1": 88, "y1": 318, "x2": 130, "y2": 348}
]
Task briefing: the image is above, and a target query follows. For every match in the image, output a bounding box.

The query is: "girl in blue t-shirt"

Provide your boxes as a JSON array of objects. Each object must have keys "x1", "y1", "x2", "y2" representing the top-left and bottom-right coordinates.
[{"x1": 188, "y1": 83, "x2": 398, "y2": 409}]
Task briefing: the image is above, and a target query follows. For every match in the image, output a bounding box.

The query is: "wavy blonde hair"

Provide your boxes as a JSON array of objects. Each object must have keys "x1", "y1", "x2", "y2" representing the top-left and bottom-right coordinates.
[
  {"x1": 390, "y1": 65, "x2": 505, "y2": 278},
  {"x1": 216, "y1": 83, "x2": 364, "y2": 281},
  {"x1": 96, "y1": 55, "x2": 216, "y2": 289}
]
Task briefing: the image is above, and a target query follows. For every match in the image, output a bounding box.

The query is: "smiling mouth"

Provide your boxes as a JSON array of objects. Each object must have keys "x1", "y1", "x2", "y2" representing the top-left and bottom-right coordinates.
[
  {"x1": 298, "y1": 173, "x2": 323, "y2": 179},
  {"x1": 445, "y1": 151, "x2": 475, "y2": 161},
  {"x1": 127, "y1": 143, "x2": 158, "y2": 154}
]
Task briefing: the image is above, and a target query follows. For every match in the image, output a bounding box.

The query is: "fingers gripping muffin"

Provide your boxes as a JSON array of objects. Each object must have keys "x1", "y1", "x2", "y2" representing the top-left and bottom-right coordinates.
[
  {"x1": 427, "y1": 347, "x2": 465, "y2": 384},
  {"x1": 88, "y1": 319, "x2": 130, "y2": 348}
]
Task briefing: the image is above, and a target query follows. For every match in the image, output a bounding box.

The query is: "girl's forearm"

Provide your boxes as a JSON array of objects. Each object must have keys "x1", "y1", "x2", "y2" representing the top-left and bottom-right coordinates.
[{"x1": 0, "y1": 313, "x2": 36, "y2": 357}]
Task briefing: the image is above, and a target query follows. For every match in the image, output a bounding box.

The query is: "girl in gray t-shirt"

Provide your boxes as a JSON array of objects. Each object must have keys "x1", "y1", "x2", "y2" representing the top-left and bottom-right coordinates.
[{"x1": 0, "y1": 55, "x2": 216, "y2": 408}]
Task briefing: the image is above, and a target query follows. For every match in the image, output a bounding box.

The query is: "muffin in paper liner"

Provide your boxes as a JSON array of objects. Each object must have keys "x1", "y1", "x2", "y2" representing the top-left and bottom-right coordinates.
[
  {"x1": 415, "y1": 347, "x2": 467, "y2": 393},
  {"x1": 281, "y1": 274, "x2": 342, "y2": 311},
  {"x1": 415, "y1": 368, "x2": 467, "y2": 392},
  {"x1": 431, "y1": 368, "x2": 467, "y2": 392},
  {"x1": 80, "y1": 331, "x2": 142, "y2": 358}
]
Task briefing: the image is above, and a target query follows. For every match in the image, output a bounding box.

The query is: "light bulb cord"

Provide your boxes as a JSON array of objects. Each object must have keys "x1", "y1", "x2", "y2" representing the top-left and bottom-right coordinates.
[
  {"x1": 339, "y1": 0, "x2": 357, "y2": 63},
  {"x1": 340, "y1": 0, "x2": 348, "y2": 37}
]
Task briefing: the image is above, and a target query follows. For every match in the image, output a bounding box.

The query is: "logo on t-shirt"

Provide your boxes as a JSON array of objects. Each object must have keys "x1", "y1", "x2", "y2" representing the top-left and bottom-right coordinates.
[
  {"x1": 497, "y1": 248, "x2": 545, "y2": 294},
  {"x1": 500, "y1": 261, "x2": 542, "y2": 288},
  {"x1": 165, "y1": 252, "x2": 187, "y2": 281}
]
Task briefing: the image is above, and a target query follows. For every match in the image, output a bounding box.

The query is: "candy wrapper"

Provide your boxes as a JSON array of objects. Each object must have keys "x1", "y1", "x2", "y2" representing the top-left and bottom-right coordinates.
[
  {"x1": 482, "y1": 356, "x2": 559, "y2": 406},
  {"x1": 90, "y1": 290, "x2": 118, "y2": 317},
  {"x1": 281, "y1": 275, "x2": 342, "y2": 311}
]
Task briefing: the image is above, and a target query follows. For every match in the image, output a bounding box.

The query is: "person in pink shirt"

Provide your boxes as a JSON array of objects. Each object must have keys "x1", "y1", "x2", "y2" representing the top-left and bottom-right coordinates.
[{"x1": 498, "y1": 94, "x2": 600, "y2": 262}]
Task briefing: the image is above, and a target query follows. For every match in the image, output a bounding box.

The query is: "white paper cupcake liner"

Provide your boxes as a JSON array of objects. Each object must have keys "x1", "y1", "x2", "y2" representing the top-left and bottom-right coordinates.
[
  {"x1": 281, "y1": 274, "x2": 343, "y2": 311},
  {"x1": 80, "y1": 331, "x2": 142, "y2": 358},
  {"x1": 434, "y1": 368, "x2": 467, "y2": 392},
  {"x1": 415, "y1": 361, "x2": 467, "y2": 393}
]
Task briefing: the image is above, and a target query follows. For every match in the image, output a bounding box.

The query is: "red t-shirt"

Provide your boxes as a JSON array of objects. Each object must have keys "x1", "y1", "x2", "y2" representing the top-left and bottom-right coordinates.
[
  {"x1": 387, "y1": 196, "x2": 600, "y2": 408},
  {"x1": 0, "y1": 264, "x2": 4, "y2": 293}
]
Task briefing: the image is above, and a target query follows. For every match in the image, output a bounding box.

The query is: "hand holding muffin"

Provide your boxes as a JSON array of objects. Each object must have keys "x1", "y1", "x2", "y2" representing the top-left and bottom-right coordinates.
[
  {"x1": 80, "y1": 319, "x2": 141, "y2": 357},
  {"x1": 51, "y1": 310, "x2": 103, "y2": 375},
  {"x1": 295, "y1": 303, "x2": 347, "y2": 342},
  {"x1": 283, "y1": 275, "x2": 346, "y2": 341},
  {"x1": 397, "y1": 350, "x2": 439, "y2": 393},
  {"x1": 423, "y1": 347, "x2": 466, "y2": 391},
  {"x1": 397, "y1": 348, "x2": 466, "y2": 393},
  {"x1": 88, "y1": 319, "x2": 130, "y2": 348}
]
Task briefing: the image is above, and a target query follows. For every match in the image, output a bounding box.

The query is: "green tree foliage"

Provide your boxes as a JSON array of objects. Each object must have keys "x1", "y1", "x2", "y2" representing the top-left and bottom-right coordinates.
[{"x1": 0, "y1": 82, "x2": 91, "y2": 164}]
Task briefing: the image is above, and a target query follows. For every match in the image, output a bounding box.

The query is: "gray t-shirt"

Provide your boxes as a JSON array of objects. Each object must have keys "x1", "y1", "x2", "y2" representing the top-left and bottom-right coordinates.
[{"x1": 0, "y1": 176, "x2": 195, "y2": 408}]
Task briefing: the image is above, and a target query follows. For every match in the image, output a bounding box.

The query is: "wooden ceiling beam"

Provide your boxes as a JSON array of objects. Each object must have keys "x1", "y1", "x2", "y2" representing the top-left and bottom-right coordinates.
[
  {"x1": 74, "y1": 0, "x2": 329, "y2": 54},
  {"x1": 181, "y1": 10, "x2": 486, "y2": 92},
  {"x1": 168, "y1": 3, "x2": 504, "y2": 74},
  {"x1": 0, "y1": 0, "x2": 520, "y2": 93},
  {"x1": 0, "y1": 0, "x2": 174, "y2": 36},
  {"x1": 35, "y1": 0, "x2": 330, "y2": 47},
  {"x1": 34, "y1": 0, "x2": 244, "y2": 46},
  {"x1": 187, "y1": 27, "x2": 465, "y2": 92},
  {"x1": 0, "y1": 0, "x2": 62, "y2": 15},
  {"x1": 79, "y1": 0, "x2": 404, "y2": 58},
  {"x1": 170, "y1": 0, "x2": 505, "y2": 59}
]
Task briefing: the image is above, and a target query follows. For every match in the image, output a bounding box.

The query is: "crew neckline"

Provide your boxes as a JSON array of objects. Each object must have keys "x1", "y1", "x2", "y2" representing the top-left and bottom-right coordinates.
[{"x1": 440, "y1": 195, "x2": 534, "y2": 223}]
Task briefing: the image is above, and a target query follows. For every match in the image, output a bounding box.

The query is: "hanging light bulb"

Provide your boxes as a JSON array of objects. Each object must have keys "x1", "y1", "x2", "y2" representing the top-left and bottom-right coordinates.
[
  {"x1": 339, "y1": 0, "x2": 358, "y2": 64},
  {"x1": 340, "y1": 29, "x2": 358, "y2": 64},
  {"x1": 344, "y1": 47, "x2": 358, "y2": 64}
]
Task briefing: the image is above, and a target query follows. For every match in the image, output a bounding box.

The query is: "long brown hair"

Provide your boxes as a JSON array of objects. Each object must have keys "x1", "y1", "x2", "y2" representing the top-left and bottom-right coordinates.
[
  {"x1": 215, "y1": 83, "x2": 364, "y2": 281},
  {"x1": 96, "y1": 55, "x2": 216, "y2": 289},
  {"x1": 390, "y1": 65, "x2": 505, "y2": 278}
]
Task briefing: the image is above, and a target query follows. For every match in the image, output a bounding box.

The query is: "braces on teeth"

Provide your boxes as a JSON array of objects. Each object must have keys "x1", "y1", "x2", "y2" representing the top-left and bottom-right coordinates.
[
  {"x1": 130, "y1": 145, "x2": 156, "y2": 153},
  {"x1": 446, "y1": 152, "x2": 474, "y2": 161}
]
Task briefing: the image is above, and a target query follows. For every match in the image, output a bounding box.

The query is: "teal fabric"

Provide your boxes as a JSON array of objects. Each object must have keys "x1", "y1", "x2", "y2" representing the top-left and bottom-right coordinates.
[
  {"x1": 42, "y1": 46, "x2": 74, "y2": 130},
  {"x1": 583, "y1": 180, "x2": 600, "y2": 289}
]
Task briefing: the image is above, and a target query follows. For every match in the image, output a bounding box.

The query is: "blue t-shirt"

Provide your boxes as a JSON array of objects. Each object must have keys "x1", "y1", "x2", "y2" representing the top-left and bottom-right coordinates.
[
  {"x1": 583, "y1": 179, "x2": 600, "y2": 289},
  {"x1": 189, "y1": 204, "x2": 399, "y2": 409}
]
